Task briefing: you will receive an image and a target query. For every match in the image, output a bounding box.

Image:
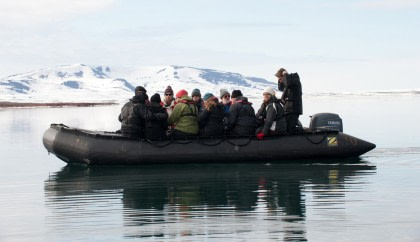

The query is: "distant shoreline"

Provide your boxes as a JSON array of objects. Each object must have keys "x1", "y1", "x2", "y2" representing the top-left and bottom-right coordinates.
[{"x1": 0, "y1": 102, "x2": 117, "y2": 108}]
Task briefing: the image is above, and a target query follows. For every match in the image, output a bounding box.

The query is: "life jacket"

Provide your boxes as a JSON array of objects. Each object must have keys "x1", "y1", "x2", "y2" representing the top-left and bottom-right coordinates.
[
  {"x1": 161, "y1": 99, "x2": 176, "y2": 109},
  {"x1": 266, "y1": 102, "x2": 277, "y2": 131},
  {"x1": 265, "y1": 99, "x2": 285, "y2": 132},
  {"x1": 178, "y1": 100, "x2": 198, "y2": 118},
  {"x1": 161, "y1": 99, "x2": 176, "y2": 116}
]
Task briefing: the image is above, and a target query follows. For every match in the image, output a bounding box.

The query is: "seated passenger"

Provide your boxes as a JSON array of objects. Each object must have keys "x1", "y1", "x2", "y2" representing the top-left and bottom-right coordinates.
[
  {"x1": 145, "y1": 93, "x2": 168, "y2": 139},
  {"x1": 219, "y1": 88, "x2": 231, "y2": 132},
  {"x1": 134, "y1": 86, "x2": 147, "y2": 96},
  {"x1": 231, "y1": 90, "x2": 242, "y2": 103},
  {"x1": 198, "y1": 93, "x2": 225, "y2": 137},
  {"x1": 191, "y1": 88, "x2": 204, "y2": 113},
  {"x1": 167, "y1": 89, "x2": 199, "y2": 138},
  {"x1": 219, "y1": 88, "x2": 231, "y2": 114},
  {"x1": 162, "y1": 86, "x2": 176, "y2": 116},
  {"x1": 227, "y1": 91, "x2": 257, "y2": 136},
  {"x1": 256, "y1": 87, "x2": 287, "y2": 139},
  {"x1": 118, "y1": 91, "x2": 150, "y2": 138}
]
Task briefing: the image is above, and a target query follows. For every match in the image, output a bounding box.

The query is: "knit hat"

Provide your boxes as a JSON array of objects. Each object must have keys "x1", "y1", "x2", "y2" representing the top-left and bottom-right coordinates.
[
  {"x1": 220, "y1": 89, "x2": 229, "y2": 98},
  {"x1": 135, "y1": 86, "x2": 147, "y2": 95},
  {"x1": 203, "y1": 93, "x2": 214, "y2": 101},
  {"x1": 275, "y1": 68, "x2": 287, "y2": 77},
  {"x1": 164, "y1": 85, "x2": 174, "y2": 95},
  {"x1": 191, "y1": 88, "x2": 201, "y2": 97},
  {"x1": 176, "y1": 89, "x2": 188, "y2": 98},
  {"x1": 231, "y1": 90, "x2": 243, "y2": 99},
  {"x1": 150, "y1": 93, "x2": 161, "y2": 103},
  {"x1": 263, "y1": 86, "x2": 276, "y2": 96}
]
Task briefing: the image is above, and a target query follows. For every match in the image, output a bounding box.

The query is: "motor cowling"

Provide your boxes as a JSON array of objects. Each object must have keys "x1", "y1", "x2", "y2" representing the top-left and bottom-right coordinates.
[{"x1": 309, "y1": 113, "x2": 343, "y2": 132}]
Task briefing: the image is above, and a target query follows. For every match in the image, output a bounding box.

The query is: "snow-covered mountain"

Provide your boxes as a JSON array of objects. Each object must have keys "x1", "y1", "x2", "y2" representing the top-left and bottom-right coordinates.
[
  {"x1": 0, "y1": 64, "x2": 135, "y2": 103},
  {"x1": 0, "y1": 64, "x2": 277, "y2": 104},
  {"x1": 116, "y1": 65, "x2": 276, "y2": 100}
]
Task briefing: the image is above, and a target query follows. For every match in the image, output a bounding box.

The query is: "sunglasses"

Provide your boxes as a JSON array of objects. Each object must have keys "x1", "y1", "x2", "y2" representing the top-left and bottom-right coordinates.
[
  {"x1": 165, "y1": 94, "x2": 173, "y2": 96},
  {"x1": 222, "y1": 95, "x2": 230, "y2": 98}
]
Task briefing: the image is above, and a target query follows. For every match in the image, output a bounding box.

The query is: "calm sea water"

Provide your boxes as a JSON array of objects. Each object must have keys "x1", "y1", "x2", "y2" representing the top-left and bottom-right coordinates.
[{"x1": 1, "y1": 96, "x2": 420, "y2": 241}]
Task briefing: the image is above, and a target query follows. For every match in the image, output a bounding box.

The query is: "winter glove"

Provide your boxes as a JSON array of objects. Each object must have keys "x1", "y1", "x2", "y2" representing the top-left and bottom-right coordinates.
[{"x1": 256, "y1": 132, "x2": 265, "y2": 140}]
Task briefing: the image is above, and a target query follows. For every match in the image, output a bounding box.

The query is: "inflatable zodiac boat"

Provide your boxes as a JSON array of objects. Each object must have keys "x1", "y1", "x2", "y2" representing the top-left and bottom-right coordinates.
[{"x1": 42, "y1": 113, "x2": 376, "y2": 165}]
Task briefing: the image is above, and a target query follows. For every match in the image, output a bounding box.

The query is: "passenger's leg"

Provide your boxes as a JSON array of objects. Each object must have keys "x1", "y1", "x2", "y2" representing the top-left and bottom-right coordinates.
[
  {"x1": 255, "y1": 126, "x2": 263, "y2": 135},
  {"x1": 286, "y1": 113, "x2": 299, "y2": 134}
]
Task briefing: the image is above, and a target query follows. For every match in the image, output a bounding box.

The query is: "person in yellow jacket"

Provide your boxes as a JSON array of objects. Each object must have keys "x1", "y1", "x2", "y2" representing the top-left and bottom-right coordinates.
[{"x1": 168, "y1": 89, "x2": 199, "y2": 137}]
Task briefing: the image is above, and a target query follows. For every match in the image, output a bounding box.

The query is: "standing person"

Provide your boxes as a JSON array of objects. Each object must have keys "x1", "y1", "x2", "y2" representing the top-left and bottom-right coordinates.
[
  {"x1": 145, "y1": 93, "x2": 168, "y2": 139},
  {"x1": 228, "y1": 91, "x2": 256, "y2": 136},
  {"x1": 255, "y1": 87, "x2": 287, "y2": 139},
  {"x1": 161, "y1": 86, "x2": 176, "y2": 116},
  {"x1": 118, "y1": 91, "x2": 150, "y2": 138},
  {"x1": 191, "y1": 88, "x2": 204, "y2": 113},
  {"x1": 276, "y1": 68, "x2": 302, "y2": 133},
  {"x1": 167, "y1": 89, "x2": 199, "y2": 137},
  {"x1": 198, "y1": 93, "x2": 225, "y2": 137}
]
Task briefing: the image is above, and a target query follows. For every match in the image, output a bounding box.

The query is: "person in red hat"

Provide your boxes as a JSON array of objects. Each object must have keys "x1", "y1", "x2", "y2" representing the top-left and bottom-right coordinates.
[{"x1": 167, "y1": 89, "x2": 199, "y2": 137}]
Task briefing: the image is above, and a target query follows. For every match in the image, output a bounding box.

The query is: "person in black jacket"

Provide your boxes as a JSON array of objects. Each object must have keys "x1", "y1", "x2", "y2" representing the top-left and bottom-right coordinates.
[
  {"x1": 145, "y1": 93, "x2": 168, "y2": 139},
  {"x1": 198, "y1": 93, "x2": 225, "y2": 137},
  {"x1": 255, "y1": 87, "x2": 287, "y2": 139},
  {"x1": 191, "y1": 88, "x2": 204, "y2": 113},
  {"x1": 276, "y1": 68, "x2": 302, "y2": 133},
  {"x1": 228, "y1": 92, "x2": 256, "y2": 136},
  {"x1": 219, "y1": 88, "x2": 232, "y2": 134},
  {"x1": 118, "y1": 91, "x2": 150, "y2": 138},
  {"x1": 134, "y1": 86, "x2": 147, "y2": 96}
]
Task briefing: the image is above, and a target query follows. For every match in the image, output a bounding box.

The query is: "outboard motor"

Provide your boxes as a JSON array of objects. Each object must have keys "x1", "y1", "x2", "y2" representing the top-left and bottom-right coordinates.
[{"x1": 309, "y1": 113, "x2": 343, "y2": 132}]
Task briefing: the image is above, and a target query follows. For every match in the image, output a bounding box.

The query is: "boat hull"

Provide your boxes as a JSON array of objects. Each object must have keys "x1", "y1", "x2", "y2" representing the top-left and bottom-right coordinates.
[{"x1": 43, "y1": 124, "x2": 376, "y2": 165}]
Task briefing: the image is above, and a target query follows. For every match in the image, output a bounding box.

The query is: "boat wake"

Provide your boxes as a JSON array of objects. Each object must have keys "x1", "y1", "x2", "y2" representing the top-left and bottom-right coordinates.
[{"x1": 362, "y1": 147, "x2": 420, "y2": 157}]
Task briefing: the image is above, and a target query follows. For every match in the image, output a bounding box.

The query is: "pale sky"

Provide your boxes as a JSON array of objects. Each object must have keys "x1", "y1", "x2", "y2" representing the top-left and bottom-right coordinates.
[{"x1": 1, "y1": 0, "x2": 419, "y2": 92}]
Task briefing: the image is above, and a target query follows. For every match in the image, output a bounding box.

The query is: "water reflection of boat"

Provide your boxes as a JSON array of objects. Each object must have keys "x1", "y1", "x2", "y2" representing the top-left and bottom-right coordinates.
[
  {"x1": 44, "y1": 161, "x2": 376, "y2": 240},
  {"x1": 43, "y1": 124, "x2": 376, "y2": 165}
]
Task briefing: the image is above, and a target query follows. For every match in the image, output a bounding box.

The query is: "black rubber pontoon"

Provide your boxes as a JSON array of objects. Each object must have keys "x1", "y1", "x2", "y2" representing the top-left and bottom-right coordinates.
[{"x1": 43, "y1": 123, "x2": 376, "y2": 165}]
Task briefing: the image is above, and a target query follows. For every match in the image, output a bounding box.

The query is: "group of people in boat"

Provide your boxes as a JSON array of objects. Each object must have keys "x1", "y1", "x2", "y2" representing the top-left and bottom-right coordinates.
[{"x1": 118, "y1": 67, "x2": 302, "y2": 139}]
